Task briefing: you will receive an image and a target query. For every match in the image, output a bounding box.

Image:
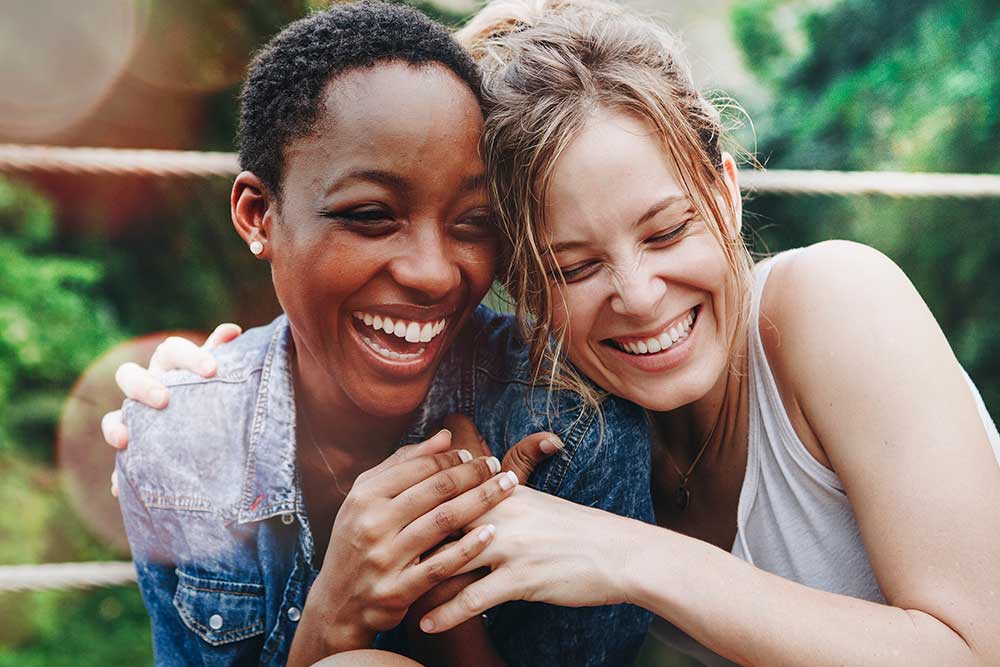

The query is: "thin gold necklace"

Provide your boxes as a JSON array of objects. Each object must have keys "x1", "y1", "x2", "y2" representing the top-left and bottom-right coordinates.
[{"x1": 298, "y1": 409, "x2": 349, "y2": 498}]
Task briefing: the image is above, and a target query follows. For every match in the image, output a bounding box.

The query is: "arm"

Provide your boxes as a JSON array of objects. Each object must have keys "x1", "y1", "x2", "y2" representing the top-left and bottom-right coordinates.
[
  {"x1": 428, "y1": 242, "x2": 1000, "y2": 666},
  {"x1": 625, "y1": 243, "x2": 1000, "y2": 665}
]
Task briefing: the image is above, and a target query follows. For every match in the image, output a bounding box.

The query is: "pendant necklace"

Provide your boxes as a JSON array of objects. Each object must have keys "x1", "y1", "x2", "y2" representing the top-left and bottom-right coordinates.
[
  {"x1": 298, "y1": 409, "x2": 349, "y2": 498},
  {"x1": 660, "y1": 434, "x2": 713, "y2": 512}
]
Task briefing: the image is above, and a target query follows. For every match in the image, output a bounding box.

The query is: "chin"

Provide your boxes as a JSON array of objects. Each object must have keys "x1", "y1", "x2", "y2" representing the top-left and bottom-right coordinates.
[{"x1": 351, "y1": 385, "x2": 431, "y2": 420}]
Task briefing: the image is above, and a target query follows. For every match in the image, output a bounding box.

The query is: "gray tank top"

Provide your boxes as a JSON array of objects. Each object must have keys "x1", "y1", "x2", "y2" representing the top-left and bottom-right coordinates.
[{"x1": 650, "y1": 250, "x2": 1000, "y2": 665}]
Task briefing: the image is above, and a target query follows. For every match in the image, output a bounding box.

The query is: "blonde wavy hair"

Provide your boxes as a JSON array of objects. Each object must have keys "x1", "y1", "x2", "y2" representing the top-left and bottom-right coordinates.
[{"x1": 456, "y1": 0, "x2": 754, "y2": 412}]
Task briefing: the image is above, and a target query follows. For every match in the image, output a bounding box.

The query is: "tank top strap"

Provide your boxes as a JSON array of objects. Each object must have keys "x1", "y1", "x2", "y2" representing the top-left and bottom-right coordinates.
[{"x1": 744, "y1": 250, "x2": 843, "y2": 496}]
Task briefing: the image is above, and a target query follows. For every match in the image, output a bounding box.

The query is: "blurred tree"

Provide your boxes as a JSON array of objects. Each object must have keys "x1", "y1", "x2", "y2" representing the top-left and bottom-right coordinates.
[
  {"x1": 0, "y1": 179, "x2": 123, "y2": 458},
  {"x1": 732, "y1": 0, "x2": 1000, "y2": 415}
]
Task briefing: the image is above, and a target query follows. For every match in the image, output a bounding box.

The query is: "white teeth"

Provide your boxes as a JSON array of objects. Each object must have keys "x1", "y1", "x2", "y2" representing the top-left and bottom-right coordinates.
[
  {"x1": 352, "y1": 311, "x2": 449, "y2": 345},
  {"x1": 614, "y1": 308, "x2": 697, "y2": 356},
  {"x1": 360, "y1": 335, "x2": 426, "y2": 360}
]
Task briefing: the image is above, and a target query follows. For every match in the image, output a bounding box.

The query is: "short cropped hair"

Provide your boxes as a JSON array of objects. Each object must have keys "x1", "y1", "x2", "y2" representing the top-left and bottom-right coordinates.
[{"x1": 238, "y1": 0, "x2": 482, "y2": 199}]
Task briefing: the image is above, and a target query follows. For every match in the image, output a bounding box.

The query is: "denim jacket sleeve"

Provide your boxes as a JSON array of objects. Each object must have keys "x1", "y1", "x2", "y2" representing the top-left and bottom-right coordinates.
[{"x1": 466, "y1": 308, "x2": 655, "y2": 666}]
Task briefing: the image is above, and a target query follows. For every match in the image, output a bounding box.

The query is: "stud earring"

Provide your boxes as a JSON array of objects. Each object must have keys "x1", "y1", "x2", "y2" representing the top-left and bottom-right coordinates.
[{"x1": 249, "y1": 240, "x2": 264, "y2": 255}]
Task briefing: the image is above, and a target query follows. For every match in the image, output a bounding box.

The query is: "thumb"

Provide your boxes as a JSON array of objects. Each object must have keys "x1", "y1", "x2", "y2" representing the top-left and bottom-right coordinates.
[
  {"x1": 501, "y1": 432, "x2": 563, "y2": 484},
  {"x1": 442, "y1": 413, "x2": 492, "y2": 458}
]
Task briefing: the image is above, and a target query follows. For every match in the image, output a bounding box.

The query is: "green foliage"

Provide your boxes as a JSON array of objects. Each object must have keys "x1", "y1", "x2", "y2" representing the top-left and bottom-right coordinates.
[
  {"x1": 0, "y1": 180, "x2": 123, "y2": 457},
  {"x1": 733, "y1": 0, "x2": 1000, "y2": 415}
]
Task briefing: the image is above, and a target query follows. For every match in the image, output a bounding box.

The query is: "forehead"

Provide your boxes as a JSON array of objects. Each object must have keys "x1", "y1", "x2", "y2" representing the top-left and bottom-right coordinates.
[
  {"x1": 545, "y1": 109, "x2": 687, "y2": 241},
  {"x1": 284, "y1": 62, "x2": 485, "y2": 193}
]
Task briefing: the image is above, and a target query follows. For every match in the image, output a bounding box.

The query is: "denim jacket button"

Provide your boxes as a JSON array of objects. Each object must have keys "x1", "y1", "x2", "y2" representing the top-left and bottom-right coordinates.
[
  {"x1": 280, "y1": 512, "x2": 295, "y2": 525},
  {"x1": 208, "y1": 614, "x2": 224, "y2": 630},
  {"x1": 287, "y1": 606, "x2": 301, "y2": 622}
]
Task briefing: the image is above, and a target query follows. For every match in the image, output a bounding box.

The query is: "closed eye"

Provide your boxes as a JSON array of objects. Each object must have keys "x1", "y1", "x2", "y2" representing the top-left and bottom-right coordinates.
[
  {"x1": 451, "y1": 208, "x2": 497, "y2": 241},
  {"x1": 645, "y1": 220, "x2": 689, "y2": 246},
  {"x1": 320, "y1": 206, "x2": 399, "y2": 236},
  {"x1": 551, "y1": 260, "x2": 600, "y2": 284}
]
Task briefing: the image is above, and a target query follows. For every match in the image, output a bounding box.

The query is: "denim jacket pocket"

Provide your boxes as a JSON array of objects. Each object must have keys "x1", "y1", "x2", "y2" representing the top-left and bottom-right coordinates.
[{"x1": 173, "y1": 570, "x2": 267, "y2": 647}]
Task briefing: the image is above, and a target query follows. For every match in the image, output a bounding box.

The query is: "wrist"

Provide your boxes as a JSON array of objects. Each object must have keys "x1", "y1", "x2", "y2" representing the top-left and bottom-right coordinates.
[
  {"x1": 615, "y1": 519, "x2": 660, "y2": 607},
  {"x1": 300, "y1": 576, "x2": 374, "y2": 653}
]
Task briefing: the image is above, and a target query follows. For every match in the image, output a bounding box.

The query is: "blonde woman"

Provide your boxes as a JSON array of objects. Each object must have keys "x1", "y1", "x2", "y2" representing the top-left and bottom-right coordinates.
[{"x1": 107, "y1": 1, "x2": 1000, "y2": 665}]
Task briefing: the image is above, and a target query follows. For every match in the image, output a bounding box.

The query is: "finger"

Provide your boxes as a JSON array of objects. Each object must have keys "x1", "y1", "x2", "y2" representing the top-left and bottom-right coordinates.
[
  {"x1": 115, "y1": 363, "x2": 169, "y2": 409},
  {"x1": 396, "y1": 470, "x2": 518, "y2": 556},
  {"x1": 419, "y1": 570, "x2": 514, "y2": 634},
  {"x1": 402, "y1": 524, "x2": 496, "y2": 602},
  {"x1": 358, "y1": 429, "x2": 454, "y2": 484},
  {"x1": 148, "y1": 336, "x2": 216, "y2": 377},
  {"x1": 408, "y1": 569, "x2": 487, "y2": 616},
  {"x1": 392, "y1": 455, "x2": 502, "y2": 524},
  {"x1": 501, "y1": 432, "x2": 564, "y2": 485},
  {"x1": 101, "y1": 409, "x2": 129, "y2": 449},
  {"x1": 202, "y1": 323, "x2": 242, "y2": 349},
  {"x1": 111, "y1": 469, "x2": 119, "y2": 498},
  {"x1": 365, "y1": 447, "x2": 473, "y2": 499},
  {"x1": 443, "y1": 413, "x2": 492, "y2": 458}
]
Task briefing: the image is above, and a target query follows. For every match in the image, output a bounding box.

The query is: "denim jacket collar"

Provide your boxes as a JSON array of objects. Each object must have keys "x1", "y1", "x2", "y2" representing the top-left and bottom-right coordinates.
[{"x1": 237, "y1": 316, "x2": 298, "y2": 524}]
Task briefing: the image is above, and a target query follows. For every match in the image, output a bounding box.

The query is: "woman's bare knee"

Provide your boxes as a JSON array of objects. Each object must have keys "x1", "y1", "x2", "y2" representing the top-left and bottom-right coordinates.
[{"x1": 311, "y1": 649, "x2": 425, "y2": 667}]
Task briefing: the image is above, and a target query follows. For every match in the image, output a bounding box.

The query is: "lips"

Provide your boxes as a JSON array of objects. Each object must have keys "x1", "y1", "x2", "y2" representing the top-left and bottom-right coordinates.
[
  {"x1": 350, "y1": 310, "x2": 450, "y2": 364},
  {"x1": 605, "y1": 306, "x2": 698, "y2": 355}
]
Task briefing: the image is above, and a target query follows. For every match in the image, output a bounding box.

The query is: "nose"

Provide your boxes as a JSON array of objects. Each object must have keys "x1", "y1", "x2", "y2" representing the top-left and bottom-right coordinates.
[
  {"x1": 609, "y1": 257, "x2": 667, "y2": 319},
  {"x1": 388, "y1": 224, "x2": 461, "y2": 301}
]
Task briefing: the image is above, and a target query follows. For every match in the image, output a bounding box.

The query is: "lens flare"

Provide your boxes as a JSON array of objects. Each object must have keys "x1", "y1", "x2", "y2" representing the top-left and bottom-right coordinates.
[
  {"x1": 0, "y1": 0, "x2": 143, "y2": 140},
  {"x1": 56, "y1": 330, "x2": 207, "y2": 555}
]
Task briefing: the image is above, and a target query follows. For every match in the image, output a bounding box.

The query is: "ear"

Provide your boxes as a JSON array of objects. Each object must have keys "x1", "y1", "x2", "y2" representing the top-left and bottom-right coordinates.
[
  {"x1": 231, "y1": 171, "x2": 277, "y2": 260},
  {"x1": 720, "y1": 152, "x2": 743, "y2": 237}
]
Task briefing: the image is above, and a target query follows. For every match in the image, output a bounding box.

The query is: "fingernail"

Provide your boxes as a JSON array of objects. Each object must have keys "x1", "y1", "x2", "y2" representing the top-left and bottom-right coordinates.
[
  {"x1": 498, "y1": 470, "x2": 518, "y2": 490},
  {"x1": 438, "y1": 428, "x2": 452, "y2": 439},
  {"x1": 420, "y1": 617, "x2": 435, "y2": 633},
  {"x1": 457, "y1": 449, "x2": 473, "y2": 463},
  {"x1": 150, "y1": 388, "x2": 167, "y2": 406},
  {"x1": 478, "y1": 524, "x2": 496, "y2": 542},
  {"x1": 112, "y1": 425, "x2": 128, "y2": 448},
  {"x1": 540, "y1": 437, "x2": 563, "y2": 454},
  {"x1": 486, "y1": 456, "x2": 501, "y2": 474},
  {"x1": 199, "y1": 359, "x2": 216, "y2": 375}
]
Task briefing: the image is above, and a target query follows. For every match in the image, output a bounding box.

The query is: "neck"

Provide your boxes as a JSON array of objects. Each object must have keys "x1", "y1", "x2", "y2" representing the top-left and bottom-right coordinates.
[
  {"x1": 291, "y1": 338, "x2": 411, "y2": 467},
  {"x1": 654, "y1": 336, "x2": 749, "y2": 467}
]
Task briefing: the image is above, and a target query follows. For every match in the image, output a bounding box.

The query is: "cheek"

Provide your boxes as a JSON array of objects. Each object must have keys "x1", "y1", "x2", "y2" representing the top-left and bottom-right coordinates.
[
  {"x1": 458, "y1": 241, "x2": 499, "y2": 299},
  {"x1": 552, "y1": 282, "x2": 603, "y2": 358}
]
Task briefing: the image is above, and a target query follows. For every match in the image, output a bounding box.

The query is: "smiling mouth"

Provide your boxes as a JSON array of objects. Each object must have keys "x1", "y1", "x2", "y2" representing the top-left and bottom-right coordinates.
[
  {"x1": 604, "y1": 306, "x2": 699, "y2": 355},
  {"x1": 351, "y1": 311, "x2": 449, "y2": 361}
]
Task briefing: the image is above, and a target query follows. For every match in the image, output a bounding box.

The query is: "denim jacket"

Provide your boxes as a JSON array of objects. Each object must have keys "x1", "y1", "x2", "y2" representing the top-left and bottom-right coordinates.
[{"x1": 116, "y1": 306, "x2": 653, "y2": 666}]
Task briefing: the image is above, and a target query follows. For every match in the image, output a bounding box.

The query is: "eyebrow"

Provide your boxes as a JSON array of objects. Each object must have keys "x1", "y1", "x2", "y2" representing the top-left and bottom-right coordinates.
[
  {"x1": 460, "y1": 173, "x2": 487, "y2": 194},
  {"x1": 323, "y1": 169, "x2": 487, "y2": 198},
  {"x1": 326, "y1": 168, "x2": 410, "y2": 194},
  {"x1": 548, "y1": 194, "x2": 690, "y2": 254}
]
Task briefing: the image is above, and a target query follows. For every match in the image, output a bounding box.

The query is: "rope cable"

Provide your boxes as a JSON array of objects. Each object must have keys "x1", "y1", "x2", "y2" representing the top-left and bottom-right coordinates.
[{"x1": 1, "y1": 144, "x2": 1000, "y2": 197}]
